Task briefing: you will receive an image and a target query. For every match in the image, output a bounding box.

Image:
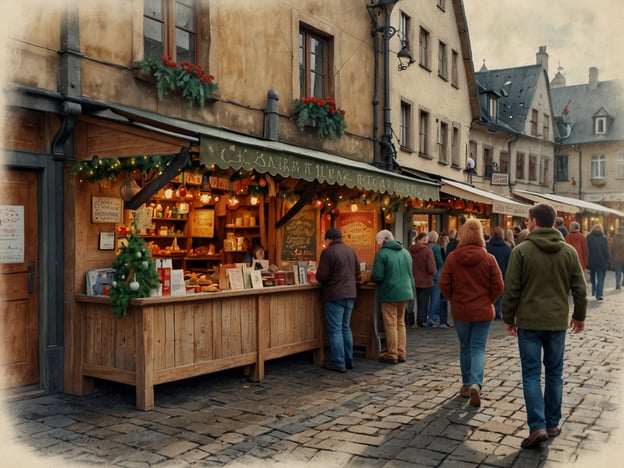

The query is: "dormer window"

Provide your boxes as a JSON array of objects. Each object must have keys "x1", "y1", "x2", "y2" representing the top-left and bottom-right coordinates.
[
  {"x1": 594, "y1": 116, "x2": 607, "y2": 135},
  {"x1": 487, "y1": 95, "x2": 498, "y2": 120}
]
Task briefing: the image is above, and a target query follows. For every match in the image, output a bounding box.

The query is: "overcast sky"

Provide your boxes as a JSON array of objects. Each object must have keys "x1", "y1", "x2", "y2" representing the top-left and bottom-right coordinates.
[{"x1": 463, "y1": 0, "x2": 624, "y2": 86}]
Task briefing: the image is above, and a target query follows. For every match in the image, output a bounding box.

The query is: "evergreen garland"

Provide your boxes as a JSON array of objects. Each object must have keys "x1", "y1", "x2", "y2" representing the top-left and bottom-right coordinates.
[{"x1": 109, "y1": 231, "x2": 161, "y2": 318}]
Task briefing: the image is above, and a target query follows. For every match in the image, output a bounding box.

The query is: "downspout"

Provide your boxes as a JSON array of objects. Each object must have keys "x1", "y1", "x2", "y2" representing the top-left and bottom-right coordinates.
[
  {"x1": 48, "y1": 3, "x2": 82, "y2": 393},
  {"x1": 367, "y1": 8, "x2": 380, "y2": 167}
]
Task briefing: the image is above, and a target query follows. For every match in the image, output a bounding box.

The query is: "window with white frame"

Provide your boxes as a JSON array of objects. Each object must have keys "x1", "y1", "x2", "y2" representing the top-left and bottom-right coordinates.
[
  {"x1": 556, "y1": 154, "x2": 568, "y2": 181},
  {"x1": 594, "y1": 116, "x2": 607, "y2": 135},
  {"x1": 530, "y1": 109, "x2": 539, "y2": 136},
  {"x1": 499, "y1": 151, "x2": 509, "y2": 173},
  {"x1": 590, "y1": 154, "x2": 606, "y2": 179},
  {"x1": 400, "y1": 100, "x2": 412, "y2": 150},
  {"x1": 438, "y1": 121, "x2": 449, "y2": 163},
  {"x1": 419, "y1": 109, "x2": 430, "y2": 156},
  {"x1": 438, "y1": 41, "x2": 447, "y2": 80},
  {"x1": 529, "y1": 154, "x2": 537, "y2": 181},
  {"x1": 483, "y1": 146, "x2": 493, "y2": 178},
  {"x1": 617, "y1": 153, "x2": 624, "y2": 179},
  {"x1": 487, "y1": 95, "x2": 497, "y2": 120},
  {"x1": 419, "y1": 27, "x2": 431, "y2": 70},
  {"x1": 543, "y1": 113, "x2": 550, "y2": 140},
  {"x1": 540, "y1": 157, "x2": 549, "y2": 186},
  {"x1": 437, "y1": 0, "x2": 446, "y2": 11}
]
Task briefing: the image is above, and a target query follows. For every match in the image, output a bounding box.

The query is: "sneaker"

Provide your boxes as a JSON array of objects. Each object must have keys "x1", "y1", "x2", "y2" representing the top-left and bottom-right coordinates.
[
  {"x1": 597, "y1": 296, "x2": 604, "y2": 301},
  {"x1": 427, "y1": 321, "x2": 435, "y2": 327},
  {"x1": 438, "y1": 323, "x2": 451, "y2": 328}
]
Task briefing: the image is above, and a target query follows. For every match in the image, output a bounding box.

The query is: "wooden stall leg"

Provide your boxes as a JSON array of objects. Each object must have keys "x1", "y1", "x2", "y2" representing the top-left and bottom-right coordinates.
[
  {"x1": 135, "y1": 306, "x2": 155, "y2": 410},
  {"x1": 250, "y1": 295, "x2": 267, "y2": 382}
]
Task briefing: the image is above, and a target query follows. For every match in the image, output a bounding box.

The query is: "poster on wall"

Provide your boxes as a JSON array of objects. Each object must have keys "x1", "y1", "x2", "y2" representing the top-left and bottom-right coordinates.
[
  {"x1": 335, "y1": 207, "x2": 377, "y2": 265},
  {"x1": 190, "y1": 209, "x2": 215, "y2": 237},
  {"x1": 0, "y1": 205, "x2": 25, "y2": 264},
  {"x1": 281, "y1": 206, "x2": 317, "y2": 262},
  {"x1": 92, "y1": 196, "x2": 123, "y2": 223}
]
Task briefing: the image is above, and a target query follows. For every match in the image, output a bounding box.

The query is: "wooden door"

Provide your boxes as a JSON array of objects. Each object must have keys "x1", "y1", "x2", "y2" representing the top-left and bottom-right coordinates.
[{"x1": 0, "y1": 169, "x2": 39, "y2": 388}]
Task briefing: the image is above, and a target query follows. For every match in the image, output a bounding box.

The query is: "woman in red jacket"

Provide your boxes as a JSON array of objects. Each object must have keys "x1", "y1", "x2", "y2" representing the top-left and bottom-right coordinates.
[{"x1": 439, "y1": 219, "x2": 504, "y2": 408}]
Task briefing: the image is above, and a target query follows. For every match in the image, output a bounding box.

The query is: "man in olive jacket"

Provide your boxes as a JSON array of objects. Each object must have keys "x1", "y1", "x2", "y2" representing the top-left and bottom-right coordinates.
[
  {"x1": 371, "y1": 230, "x2": 414, "y2": 364},
  {"x1": 502, "y1": 203, "x2": 587, "y2": 450}
]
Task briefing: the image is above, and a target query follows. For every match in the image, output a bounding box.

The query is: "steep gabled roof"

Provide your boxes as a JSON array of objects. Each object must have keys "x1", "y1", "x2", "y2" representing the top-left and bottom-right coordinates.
[
  {"x1": 551, "y1": 79, "x2": 624, "y2": 144},
  {"x1": 474, "y1": 64, "x2": 546, "y2": 134}
]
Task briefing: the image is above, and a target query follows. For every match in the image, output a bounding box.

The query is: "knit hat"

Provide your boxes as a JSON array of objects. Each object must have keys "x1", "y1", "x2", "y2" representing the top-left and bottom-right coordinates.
[{"x1": 325, "y1": 228, "x2": 342, "y2": 240}]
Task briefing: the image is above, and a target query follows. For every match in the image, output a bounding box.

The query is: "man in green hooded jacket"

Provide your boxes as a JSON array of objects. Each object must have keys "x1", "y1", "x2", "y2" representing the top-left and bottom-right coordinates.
[
  {"x1": 502, "y1": 203, "x2": 587, "y2": 450},
  {"x1": 371, "y1": 229, "x2": 415, "y2": 364}
]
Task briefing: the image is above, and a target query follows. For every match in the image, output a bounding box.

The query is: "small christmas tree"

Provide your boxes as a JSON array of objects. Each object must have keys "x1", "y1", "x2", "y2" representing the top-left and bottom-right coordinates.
[{"x1": 109, "y1": 228, "x2": 160, "y2": 318}]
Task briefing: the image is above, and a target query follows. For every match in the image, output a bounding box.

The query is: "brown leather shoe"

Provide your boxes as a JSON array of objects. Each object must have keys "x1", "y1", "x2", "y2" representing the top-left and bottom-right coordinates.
[
  {"x1": 322, "y1": 362, "x2": 346, "y2": 373},
  {"x1": 460, "y1": 385, "x2": 470, "y2": 398},
  {"x1": 547, "y1": 427, "x2": 561, "y2": 438},
  {"x1": 398, "y1": 356, "x2": 406, "y2": 363},
  {"x1": 469, "y1": 384, "x2": 481, "y2": 407},
  {"x1": 378, "y1": 355, "x2": 398, "y2": 364},
  {"x1": 521, "y1": 429, "x2": 548, "y2": 449}
]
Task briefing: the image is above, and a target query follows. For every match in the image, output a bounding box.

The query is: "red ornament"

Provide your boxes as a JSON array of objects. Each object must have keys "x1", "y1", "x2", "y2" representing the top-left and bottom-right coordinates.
[{"x1": 179, "y1": 186, "x2": 187, "y2": 197}]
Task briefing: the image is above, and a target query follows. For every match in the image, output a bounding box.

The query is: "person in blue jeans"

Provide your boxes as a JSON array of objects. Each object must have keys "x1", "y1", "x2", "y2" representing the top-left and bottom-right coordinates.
[
  {"x1": 427, "y1": 231, "x2": 445, "y2": 327},
  {"x1": 586, "y1": 223, "x2": 610, "y2": 300},
  {"x1": 315, "y1": 228, "x2": 361, "y2": 373},
  {"x1": 439, "y1": 219, "x2": 504, "y2": 408},
  {"x1": 503, "y1": 203, "x2": 587, "y2": 450}
]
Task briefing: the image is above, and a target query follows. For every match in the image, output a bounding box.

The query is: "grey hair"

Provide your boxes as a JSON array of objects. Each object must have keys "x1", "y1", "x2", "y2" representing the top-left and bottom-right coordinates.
[
  {"x1": 569, "y1": 221, "x2": 581, "y2": 232},
  {"x1": 375, "y1": 229, "x2": 394, "y2": 243},
  {"x1": 428, "y1": 231, "x2": 439, "y2": 242}
]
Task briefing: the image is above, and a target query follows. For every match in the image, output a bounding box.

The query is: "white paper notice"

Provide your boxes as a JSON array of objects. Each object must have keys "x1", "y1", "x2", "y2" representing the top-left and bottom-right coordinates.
[{"x1": 0, "y1": 205, "x2": 25, "y2": 263}]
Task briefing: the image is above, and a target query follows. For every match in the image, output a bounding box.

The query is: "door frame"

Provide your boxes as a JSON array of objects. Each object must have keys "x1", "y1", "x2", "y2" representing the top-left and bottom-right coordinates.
[{"x1": 1, "y1": 149, "x2": 64, "y2": 393}]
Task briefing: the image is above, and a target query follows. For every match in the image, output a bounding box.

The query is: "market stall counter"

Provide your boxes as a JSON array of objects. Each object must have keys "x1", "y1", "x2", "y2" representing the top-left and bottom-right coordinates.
[{"x1": 73, "y1": 284, "x2": 323, "y2": 410}]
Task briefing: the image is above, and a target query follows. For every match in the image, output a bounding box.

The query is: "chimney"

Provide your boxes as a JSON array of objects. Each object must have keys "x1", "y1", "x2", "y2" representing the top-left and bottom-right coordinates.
[
  {"x1": 536, "y1": 45, "x2": 548, "y2": 73},
  {"x1": 589, "y1": 67, "x2": 599, "y2": 90}
]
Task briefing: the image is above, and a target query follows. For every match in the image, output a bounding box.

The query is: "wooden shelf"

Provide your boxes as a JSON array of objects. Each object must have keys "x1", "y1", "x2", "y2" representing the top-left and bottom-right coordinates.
[{"x1": 152, "y1": 217, "x2": 187, "y2": 222}]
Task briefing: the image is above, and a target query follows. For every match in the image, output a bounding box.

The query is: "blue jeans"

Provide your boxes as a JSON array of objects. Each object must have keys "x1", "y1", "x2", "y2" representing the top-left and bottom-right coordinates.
[
  {"x1": 493, "y1": 295, "x2": 503, "y2": 319},
  {"x1": 428, "y1": 277, "x2": 440, "y2": 325},
  {"x1": 454, "y1": 320, "x2": 492, "y2": 388},
  {"x1": 615, "y1": 262, "x2": 624, "y2": 289},
  {"x1": 589, "y1": 269, "x2": 606, "y2": 297},
  {"x1": 324, "y1": 298, "x2": 355, "y2": 368},
  {"x1": 517, "y1": 329, "x2": 566, "y2": 433},
  {"x1": 415, "y1": 287, "x2": 432, "y2": 325}
]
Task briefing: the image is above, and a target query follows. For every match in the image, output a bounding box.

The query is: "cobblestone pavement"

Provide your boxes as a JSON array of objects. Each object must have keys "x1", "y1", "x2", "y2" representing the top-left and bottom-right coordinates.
[{"x1": 2, "y1": 276, "x2": 623, "y2": 467}]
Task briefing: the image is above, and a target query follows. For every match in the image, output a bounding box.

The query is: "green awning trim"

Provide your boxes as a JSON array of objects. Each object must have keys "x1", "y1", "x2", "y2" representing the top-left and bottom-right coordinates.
[{"x1": 200, "y1": 137, "x2": 439, "y2": 200}]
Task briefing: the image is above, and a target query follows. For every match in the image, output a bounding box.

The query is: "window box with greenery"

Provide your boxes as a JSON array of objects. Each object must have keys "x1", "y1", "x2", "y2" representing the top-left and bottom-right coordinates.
[
  {"x1": 136, "y1": 56, "x2": 218, "y2": 108},
  {"x1": 293, "y1": 97, "x2": 346, "y2": 141}
]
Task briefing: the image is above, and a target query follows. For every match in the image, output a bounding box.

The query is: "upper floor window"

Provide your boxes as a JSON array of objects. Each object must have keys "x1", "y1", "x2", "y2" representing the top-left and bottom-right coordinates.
[
  {"x1": 499, "y1": 151, "x2": 509, "y2": 173},
  {"x1": 618, "y1": 153, "x2": 624, "y2": 179},
  {"x1": 299, "y1": 27, "x2": 332, "y2": 98},
  {"x1": 438, "y1": 121, "x2": 449, "y2": 163},
  {"x1": 543, "y1": 113, "x2": 550, "y2": 140},
  {"x1": 594, "y1": 116, "x2": 607, "y2": 135},
  {"x1": 400, "y1": 100, "x2": 412, "y2": 150},
  {"x1": 530, "y1": 108, "x2": 539, "y2": 136},
  {"x1": 540, "y1": 157, "x2": 549, "y2": 186},
  {"x1": 419, "y1": 27, "x2": 431, "y2": 70},
  {"x1": 483, "y1": 146, "x2": 493, "y2": 178},
  {"x1": 556, "y1": 154, "x2": 568, "y2": 181},
  {"x1": 516, "y1": 151, "x2": 525, "y2": 180},
  {"x1": 419, "y1": 109, "x2": 430, "y2": 156},
  {"x1": 451, "y1": 49, "x2": 459, "y2": 87},
  {"x1": 437, "y1": 0, "x2": 446, "y2": 11},
  {"x1": 529, "y1": 154, "x2": 537, "y2": 181},
  {"x1": 591, "y1": 154, "x2": 606, "y2": 179},
  {"x1": 451, "y1": 124, "x2": 460, "y2": 167},
  {"x1": 438, "y1": 41, "x2": 447, "y2": 80},
  {"x1": 144, "y1": 0, "x2": 197, "y2": 62}
]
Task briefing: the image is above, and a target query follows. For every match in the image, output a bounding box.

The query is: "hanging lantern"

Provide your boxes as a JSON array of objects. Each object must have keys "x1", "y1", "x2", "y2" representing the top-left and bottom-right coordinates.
[{"x1": 119, "y1": 174, "x2": 141, "y2": 202}]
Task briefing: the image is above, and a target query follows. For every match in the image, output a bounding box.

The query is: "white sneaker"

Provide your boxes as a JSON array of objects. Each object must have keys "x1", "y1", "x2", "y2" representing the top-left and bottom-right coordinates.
[{"x1": 438, "y1": 323, "x2": 451, "y2": 328}]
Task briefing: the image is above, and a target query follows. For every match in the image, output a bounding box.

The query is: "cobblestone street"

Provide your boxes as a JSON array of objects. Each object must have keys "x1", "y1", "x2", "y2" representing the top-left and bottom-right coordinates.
[{"x1": 2, "y1": 277, "x2": 623, "y2": 467}]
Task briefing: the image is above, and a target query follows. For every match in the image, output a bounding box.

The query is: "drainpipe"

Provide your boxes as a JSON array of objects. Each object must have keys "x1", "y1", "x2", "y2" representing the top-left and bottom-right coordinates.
[{"x1": 367, "y1": 8, "x2": 381, "y2": 167}]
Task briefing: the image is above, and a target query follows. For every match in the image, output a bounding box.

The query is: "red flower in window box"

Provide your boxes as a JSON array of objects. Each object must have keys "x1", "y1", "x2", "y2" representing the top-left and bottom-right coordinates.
[
  {"x1": 292, "y1": 96, "x2": 346, "y2": 141},
  {"x1": 138, "y1": 56, "x2": 218, "y2": 108}
]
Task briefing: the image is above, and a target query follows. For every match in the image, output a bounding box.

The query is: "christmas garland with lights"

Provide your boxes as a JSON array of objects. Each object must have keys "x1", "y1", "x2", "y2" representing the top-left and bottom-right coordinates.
[{"x1": 109, "y1": 228, "x2": 161, "y2": 318}]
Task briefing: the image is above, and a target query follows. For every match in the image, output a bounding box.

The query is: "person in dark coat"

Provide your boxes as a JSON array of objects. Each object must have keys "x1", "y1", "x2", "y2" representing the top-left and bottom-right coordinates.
[
  {"x1": 555, "y1": 217, "x2": 568, "y2": 239},
  {"x1": 586, "y1": 224, "x2": 610, "y2": 301},
  {"x1": 408, "y1": 232, "x2": 437, "y2": 327},
  {"x1": 316, "y1": 228, "x2": 361, "y2": 372},
  {"x1": 486, "y1": 227, "x2": 512, "y2": 319}
]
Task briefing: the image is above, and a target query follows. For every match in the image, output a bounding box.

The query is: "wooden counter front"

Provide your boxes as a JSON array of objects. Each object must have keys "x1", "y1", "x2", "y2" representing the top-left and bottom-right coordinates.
[{"x1": 73, "y1": 285, "x2": 323, "y2": 410}]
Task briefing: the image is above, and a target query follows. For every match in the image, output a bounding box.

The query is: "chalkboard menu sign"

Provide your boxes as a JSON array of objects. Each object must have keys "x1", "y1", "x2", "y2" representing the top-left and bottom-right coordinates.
[
  {"x1": 281, "y1": 207, "x2": 317, "y2": 261},
  {"x1": 336, "y1": 208, "x2": 377, "y2": 265},
  {"x1": 190, "y1": 209, "x2": 215, "y2": 237}
]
